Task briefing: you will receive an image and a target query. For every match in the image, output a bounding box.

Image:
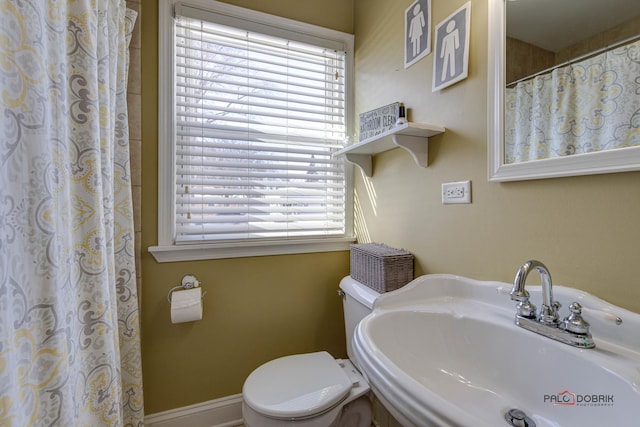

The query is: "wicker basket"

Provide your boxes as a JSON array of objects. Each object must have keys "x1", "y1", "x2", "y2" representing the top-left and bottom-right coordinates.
[{"x1": 350, "y1": 243, "x2": 414, "y2": 293}]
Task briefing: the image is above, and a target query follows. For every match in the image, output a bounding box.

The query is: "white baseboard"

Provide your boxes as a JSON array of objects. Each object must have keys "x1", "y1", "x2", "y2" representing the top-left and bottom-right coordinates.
[{"x1": 144, "y1": 394, "x2": 244, "y2": 427}]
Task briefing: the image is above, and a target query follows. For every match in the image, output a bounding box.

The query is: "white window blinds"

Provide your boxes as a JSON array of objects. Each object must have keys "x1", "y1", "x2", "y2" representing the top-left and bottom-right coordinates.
[{"x1": 173, "y1": 6, "x2": 348, "y2": 243}]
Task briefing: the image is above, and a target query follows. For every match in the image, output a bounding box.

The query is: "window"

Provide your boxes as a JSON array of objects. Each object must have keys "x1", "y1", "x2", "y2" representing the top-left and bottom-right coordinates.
[{"x1": 151, "y1": 0, "x2": 354, "y2": 261}]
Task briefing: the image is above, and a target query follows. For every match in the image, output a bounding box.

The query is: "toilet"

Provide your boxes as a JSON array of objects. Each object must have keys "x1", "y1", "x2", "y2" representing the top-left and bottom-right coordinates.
[{"x1": 242, "y1": 276, "x2": 380, "y2": 427}]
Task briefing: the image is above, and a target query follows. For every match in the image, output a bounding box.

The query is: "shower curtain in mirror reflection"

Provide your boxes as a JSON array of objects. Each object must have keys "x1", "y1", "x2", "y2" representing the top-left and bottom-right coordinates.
[
  {"x1": 505, "y1": 40, "x2": 640, "y2": 164},
  {"x1": 0, "y1": 1, "x2": 143, "y2": 426}
]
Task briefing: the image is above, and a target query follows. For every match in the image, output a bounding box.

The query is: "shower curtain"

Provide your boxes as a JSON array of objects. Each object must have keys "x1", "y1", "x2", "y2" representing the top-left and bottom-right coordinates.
[
  {"x1": 0, "y1": 1, "x2": 143, "y2": 426},
  {"x1": 505, "y1": 39, "x2": 640, "y2": 164}
]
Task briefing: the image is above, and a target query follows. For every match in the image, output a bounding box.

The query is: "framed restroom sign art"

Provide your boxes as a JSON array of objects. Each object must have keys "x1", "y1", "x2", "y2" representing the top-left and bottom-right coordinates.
[
  {"x1": 405, "y1": 0, "x2": 431, "y2": 69},
  {"x1": 432, "y1": 2, "x2": 471, "y2": 91}
]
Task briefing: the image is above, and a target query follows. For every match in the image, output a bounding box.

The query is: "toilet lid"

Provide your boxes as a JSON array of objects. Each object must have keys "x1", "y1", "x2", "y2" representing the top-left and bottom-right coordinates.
[{"x1": 243, "y1": 351, "x2": 353, "y2": 419}]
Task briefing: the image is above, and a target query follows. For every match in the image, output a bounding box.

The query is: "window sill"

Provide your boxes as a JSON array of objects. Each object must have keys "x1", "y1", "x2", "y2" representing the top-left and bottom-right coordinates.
[{"x1": 148, "y1": 237, "x2": 356, "y2": 263}]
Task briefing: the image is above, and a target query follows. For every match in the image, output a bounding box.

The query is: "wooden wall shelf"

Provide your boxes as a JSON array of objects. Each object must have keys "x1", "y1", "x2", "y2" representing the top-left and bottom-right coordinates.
[{"x1": 334, "y1": 122, "x2": 445, "y2": 176}]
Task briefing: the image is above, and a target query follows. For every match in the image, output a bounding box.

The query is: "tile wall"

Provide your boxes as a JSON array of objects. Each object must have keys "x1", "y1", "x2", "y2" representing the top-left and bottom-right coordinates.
[{"x1": 126, "y1": 0, "x2": 142, "y2": 303}]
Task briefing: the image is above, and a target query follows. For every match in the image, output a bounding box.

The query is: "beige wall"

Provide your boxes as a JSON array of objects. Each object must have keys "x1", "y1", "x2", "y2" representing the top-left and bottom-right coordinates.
[
  {"x1": 140, "y1": 0, "x2": 354, "y2": 414},
  {"x1": 141, "y1": 0, "x2": 640, "y2": 415},
  {"x1": 353, "y1": 0, "x2": 640, "y2": 311}
]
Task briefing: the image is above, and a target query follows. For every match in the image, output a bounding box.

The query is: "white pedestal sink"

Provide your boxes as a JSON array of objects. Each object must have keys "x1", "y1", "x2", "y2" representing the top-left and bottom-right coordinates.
[{"x1": 352, "y1": 274, "x2": 640, "y2": 427}]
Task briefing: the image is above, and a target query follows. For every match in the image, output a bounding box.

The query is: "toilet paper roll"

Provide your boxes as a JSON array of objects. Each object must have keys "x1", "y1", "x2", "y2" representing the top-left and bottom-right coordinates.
[{"x1": 170, "y1": 287, "x2": 203, "y2": 323}]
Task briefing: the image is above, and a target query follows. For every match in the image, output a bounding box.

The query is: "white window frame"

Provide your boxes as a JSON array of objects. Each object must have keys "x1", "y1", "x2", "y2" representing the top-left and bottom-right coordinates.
[{"x1": 150, "y1": 0, "x2": 355, "y2": 262}]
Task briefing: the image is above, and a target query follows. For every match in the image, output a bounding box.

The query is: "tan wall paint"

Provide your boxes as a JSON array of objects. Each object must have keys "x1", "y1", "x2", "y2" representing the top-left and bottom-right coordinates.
[
  {"x1": 140, "y1": 0, "x2": 354, "y2": 414},
  {"x1": 353, "y1": 0, "x2": 640, "y2": 313},
  {"x1": 141, "y1": 0, "x2": 640, "y2": 415}
]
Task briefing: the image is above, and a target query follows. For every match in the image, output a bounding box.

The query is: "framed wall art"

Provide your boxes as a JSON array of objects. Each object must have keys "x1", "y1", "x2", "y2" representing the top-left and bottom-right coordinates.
[
  {"x1": 432, "y1": 1, "x2": 471, "y2": 91},
  {"x1": 405, "y1": 0, "x2": 431, "y2": 68}
]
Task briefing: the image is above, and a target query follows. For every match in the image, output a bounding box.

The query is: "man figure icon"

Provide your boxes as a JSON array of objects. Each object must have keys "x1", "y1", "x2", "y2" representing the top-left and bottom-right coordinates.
[{"x1": 440, "y1": 20, "x2": 459, "y2": 80}]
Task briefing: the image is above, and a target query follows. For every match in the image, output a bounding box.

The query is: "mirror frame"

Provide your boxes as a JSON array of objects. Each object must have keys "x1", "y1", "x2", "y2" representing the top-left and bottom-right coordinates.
[{"x1": 487, "y1": 0, "x2": 640, "y2": 182}]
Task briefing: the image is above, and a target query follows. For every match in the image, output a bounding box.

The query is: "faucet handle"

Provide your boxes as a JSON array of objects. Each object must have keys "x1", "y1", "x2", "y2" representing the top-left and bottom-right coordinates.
[
  {"x1": 561, "y1": 302, "x2": 591, "y2": 335},
  {"x1": 516, "y1": 299, "x2": 537, "y2": 319},
  {"x1": 510, "y1": 288, "x2": 530, "y2": 302}
]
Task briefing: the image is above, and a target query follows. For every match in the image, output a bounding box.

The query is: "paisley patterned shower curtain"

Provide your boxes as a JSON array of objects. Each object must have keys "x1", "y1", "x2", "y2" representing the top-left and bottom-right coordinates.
[
  {"x1": 505, "y1": 39, "x2": 640, "y2": 164},
  {"x1": 0, "y1": 1, "x2": 143, "y2": 426}
]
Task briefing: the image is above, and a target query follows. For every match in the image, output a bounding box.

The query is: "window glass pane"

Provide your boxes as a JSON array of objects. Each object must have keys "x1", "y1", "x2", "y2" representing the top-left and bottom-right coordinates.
[{"x1": 173, "y1": 13, "x2": 348, "y2": 243}]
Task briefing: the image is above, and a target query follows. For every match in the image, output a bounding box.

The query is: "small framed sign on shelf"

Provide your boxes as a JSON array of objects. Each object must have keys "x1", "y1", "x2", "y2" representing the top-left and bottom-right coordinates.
[{"x1": 358, "y1": 102, "x2": 400, "y2": 142}]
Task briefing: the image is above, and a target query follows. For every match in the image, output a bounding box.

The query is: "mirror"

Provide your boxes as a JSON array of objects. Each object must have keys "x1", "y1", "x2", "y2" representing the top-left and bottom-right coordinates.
[{"x1": 488, "y1": 0, "x2": 640, "y2": 181}]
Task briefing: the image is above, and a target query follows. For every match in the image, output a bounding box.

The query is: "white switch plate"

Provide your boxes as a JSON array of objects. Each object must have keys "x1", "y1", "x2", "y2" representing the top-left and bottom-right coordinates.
[{"x1": 442, "y1": 181, "x2": 471, "y2": 204}]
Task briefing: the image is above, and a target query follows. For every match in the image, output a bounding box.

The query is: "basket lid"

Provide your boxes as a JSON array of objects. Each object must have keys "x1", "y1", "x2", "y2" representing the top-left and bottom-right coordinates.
[{"x1": 350, "y1": 243, "x2": 412, "y2": 257}]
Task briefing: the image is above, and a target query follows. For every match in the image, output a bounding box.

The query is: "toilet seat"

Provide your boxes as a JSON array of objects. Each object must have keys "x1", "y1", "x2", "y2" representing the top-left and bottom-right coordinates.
[{"x1": 243, "y1": 351, "x2": 355, "y2": 420}]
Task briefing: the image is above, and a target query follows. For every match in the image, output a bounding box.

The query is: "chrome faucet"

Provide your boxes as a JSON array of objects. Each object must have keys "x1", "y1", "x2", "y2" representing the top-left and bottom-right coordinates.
[
  {"x1": 512, "y1": 260, "x2": 559, "y2": 325},
  {"x1": 509, "y1": 260, "x2": 595, "y2": 349}
]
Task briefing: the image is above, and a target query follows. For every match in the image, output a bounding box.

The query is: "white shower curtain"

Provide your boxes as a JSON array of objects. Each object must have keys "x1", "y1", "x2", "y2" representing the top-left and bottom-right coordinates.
[
  {"x1": 505, "y1": 39, "x2": 640, "y2": 164},
  {"x1": 0, "y1": 1, "x2": 143, "y2": 426}
]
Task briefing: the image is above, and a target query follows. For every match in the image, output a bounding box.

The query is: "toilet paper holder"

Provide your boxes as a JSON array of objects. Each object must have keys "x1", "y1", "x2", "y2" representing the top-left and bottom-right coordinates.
[{"x1": 167, "y1": 274, "x2": 207, "y2": 303}]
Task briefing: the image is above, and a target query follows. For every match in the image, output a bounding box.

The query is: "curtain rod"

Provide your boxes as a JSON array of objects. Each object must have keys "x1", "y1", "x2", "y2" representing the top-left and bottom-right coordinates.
[{"x1": 507, "y1": 33, "x2": 640, "y2": 87}]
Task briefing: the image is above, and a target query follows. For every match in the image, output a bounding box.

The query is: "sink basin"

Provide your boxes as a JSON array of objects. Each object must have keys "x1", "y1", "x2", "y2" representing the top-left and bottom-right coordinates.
[{"x1": 352, "y1": 274, "x2": 640, "y2": 427}]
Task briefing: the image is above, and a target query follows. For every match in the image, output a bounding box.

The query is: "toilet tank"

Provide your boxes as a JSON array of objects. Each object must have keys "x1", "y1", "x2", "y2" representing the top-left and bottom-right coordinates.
[{"x1": 339, "y1": 276, "x2": 380, "y2": 360}]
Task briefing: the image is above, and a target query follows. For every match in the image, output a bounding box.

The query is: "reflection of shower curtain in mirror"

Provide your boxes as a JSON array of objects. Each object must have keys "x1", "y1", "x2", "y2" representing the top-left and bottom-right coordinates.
[{"x1": 505, "y1": 40, "x2": 640, "y2": 164}]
